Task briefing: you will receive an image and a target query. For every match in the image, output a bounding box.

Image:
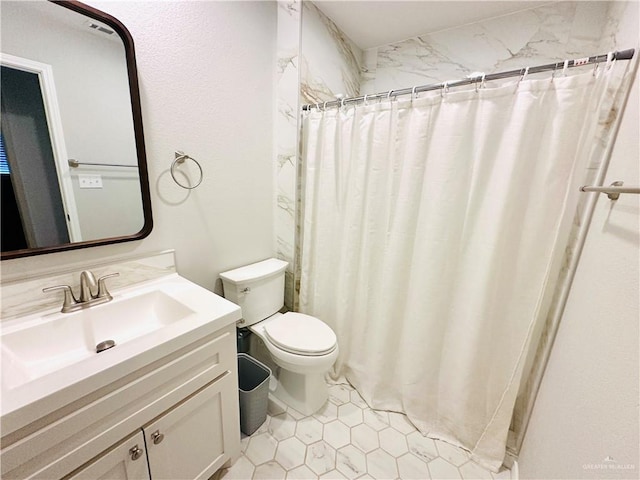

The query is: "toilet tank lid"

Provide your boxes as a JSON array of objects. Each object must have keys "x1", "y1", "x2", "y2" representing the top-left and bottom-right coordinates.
[{"x1": 219, "y1": 258, "x2": 288, "y2": 284}]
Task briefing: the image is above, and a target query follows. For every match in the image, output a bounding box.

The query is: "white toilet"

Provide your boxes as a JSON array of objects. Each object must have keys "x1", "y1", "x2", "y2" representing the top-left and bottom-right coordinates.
[{"x1": 220, "y1": 258, "x2": 338, "y2": 415}]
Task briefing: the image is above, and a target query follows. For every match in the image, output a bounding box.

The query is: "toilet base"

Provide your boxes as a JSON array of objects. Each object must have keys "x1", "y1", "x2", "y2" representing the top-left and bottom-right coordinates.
[{"x1": 273, "y1": 369, "x2": 328, "y2": 415}]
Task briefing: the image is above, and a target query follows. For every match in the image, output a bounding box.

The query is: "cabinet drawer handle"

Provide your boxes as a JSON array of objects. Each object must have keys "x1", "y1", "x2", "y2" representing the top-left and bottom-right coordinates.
[
  {"x1": 129, "y1": 445, "x2": 144, "y2": 461},
  {"x1": 151, "y1": 430, "x2": 165, "y2": 445}
]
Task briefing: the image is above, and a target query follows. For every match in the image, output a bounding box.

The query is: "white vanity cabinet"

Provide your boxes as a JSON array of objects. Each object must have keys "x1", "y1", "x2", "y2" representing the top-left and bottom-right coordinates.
[
  {"x1": 69, "y1": 371, "x2": 235, "y2": 480},
  {"x1": 144, "y1": 372, "x2": 233, "y2": 480},
  {"x1": 67, "y1": 432, "x2": 150, "y2": 480},
  {"x1": 1, "y1": 323, "x2": 241, "y2": 480}
]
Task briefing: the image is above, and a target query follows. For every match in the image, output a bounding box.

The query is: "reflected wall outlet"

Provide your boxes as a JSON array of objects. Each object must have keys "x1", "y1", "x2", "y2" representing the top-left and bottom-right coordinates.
[{"x1": 79, "y1": 174, "x2": 103, "y2": 189}]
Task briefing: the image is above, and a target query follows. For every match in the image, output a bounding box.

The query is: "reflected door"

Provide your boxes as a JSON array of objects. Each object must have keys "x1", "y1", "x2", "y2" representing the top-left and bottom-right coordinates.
[{"x1": 1, "y1": 65, "x2": 70, "y2": 248}]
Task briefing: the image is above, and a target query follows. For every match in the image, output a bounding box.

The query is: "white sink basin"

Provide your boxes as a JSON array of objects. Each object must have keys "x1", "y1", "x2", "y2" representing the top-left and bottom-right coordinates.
[
  {"x1": 0, "y1": 273, "x2": 241, "y2": 431},
  {"x1": 2, "y1": 291, "x2": 194, "y2": 389}
]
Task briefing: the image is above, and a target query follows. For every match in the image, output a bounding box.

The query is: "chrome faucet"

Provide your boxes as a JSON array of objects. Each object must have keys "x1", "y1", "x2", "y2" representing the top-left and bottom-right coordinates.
[{"x1": 43, "y1": 271, "x2": 119, "y2": 313}]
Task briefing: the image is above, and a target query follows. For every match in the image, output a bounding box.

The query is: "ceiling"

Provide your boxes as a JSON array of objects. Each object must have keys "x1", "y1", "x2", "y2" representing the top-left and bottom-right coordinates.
[{"x1": 314, "y1": 1, "x2": 554, "y2": 49}]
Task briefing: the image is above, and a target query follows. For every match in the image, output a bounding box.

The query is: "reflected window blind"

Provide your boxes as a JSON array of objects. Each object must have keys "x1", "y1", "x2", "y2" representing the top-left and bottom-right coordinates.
[{"x1": 0, "y1": 134, "x2": 9, "y2": 174}]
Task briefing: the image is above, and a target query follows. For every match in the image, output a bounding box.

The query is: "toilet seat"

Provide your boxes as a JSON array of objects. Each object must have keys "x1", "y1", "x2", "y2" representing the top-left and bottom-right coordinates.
[{"x1": 264, "y1": 312, "x2": 337, "y2": 356}]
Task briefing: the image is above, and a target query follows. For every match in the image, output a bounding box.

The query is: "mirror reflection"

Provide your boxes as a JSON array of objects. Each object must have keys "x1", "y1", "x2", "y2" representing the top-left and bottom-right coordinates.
[{"x1": 1, "y1": 0, "x2": 148, "y2": 257}]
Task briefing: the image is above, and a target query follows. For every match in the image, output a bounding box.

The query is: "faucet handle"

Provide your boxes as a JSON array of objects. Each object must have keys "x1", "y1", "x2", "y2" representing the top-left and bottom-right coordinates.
[
  {"x1": 96, "y1": 273, "x2": 119, "y2": 300},
  {"x1": 43, "y1": 285, "x2": 79, "y2": 313}
]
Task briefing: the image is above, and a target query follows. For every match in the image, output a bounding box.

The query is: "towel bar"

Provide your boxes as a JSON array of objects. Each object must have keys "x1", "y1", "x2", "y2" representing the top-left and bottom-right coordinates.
[{"x1": 580, "y1": 181, "x2": 640, "y2": 200}]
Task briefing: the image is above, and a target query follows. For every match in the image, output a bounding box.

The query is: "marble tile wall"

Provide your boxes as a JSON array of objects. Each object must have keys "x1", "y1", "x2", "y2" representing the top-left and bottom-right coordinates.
[
  {"x1": 275, "y1": 1, "x2": 363, "y2": 310},
  {"x1": 300, "y1": 2, "x2": 362, "y2": 104},
  {"x1": 361, "y1": 1, "x2": 617, "y2": 94},
  {"x1": 275, "y1": 0, "x2": 301, "y2": 310}
]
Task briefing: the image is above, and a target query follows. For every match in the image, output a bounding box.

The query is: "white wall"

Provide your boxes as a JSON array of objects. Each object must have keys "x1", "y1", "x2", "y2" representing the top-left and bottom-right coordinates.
[
  {"x1": 1, "y1": 1, "x2": 277, "y2": 293},
  {"x1": 518, "y1": 5, "x2": 640, "y2": 476}
]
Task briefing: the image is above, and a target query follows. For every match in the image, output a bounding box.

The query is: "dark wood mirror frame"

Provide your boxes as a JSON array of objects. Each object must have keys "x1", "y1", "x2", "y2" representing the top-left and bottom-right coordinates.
[{"x1": 1, "y1": 0, "x2": 152, "y2": 261}]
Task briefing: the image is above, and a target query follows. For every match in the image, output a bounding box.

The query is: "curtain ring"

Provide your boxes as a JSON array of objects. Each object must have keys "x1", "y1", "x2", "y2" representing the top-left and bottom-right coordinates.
[
  {"x1": 315, "y1": 103, "x2": 321, "y2": 111},
  {"x1": 519, "y1": 67, "x2": 530, "y2": 85},
  {"x1": 481, "y1": 73, "x2": 486, "y2": 90},
  {"x1": 323, "y1": 101, "x2": 328, "y2": 110},
  {"x1": 440, "y1": 82, "x2": 449, "y2": 97},
  {"x1": 562, "y1": 59, "x2": 569, "y2": 76},
  {"x1": 340, "y1": 98, "x2": 346, "y2": 109},
  {"x1": 606, "y1": 51, "x2": 615, "y2": 70},
  {"x1": 387, "y1": 89, "x2": 394, "y2": 102},
  {"x1": 474, "y1": 72, "x2": 486, "y2": 93},
  {"x1": 411, "y1": 86, "x2": 418, "y2": 103},
  {"x1": 363, "y1": 94, "x2": 369, "y2": 106}
]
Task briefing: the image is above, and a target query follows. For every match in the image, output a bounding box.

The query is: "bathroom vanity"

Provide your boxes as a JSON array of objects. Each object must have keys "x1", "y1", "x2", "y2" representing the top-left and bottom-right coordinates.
[{"x1": 0, "y1": 256, "x2": 242, "y2": 479}]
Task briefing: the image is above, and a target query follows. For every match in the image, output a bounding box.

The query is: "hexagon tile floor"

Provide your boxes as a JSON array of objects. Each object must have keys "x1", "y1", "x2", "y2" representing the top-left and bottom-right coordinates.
[{"x1": 219, "y1": 382, "x2": 512, "y2": 480}]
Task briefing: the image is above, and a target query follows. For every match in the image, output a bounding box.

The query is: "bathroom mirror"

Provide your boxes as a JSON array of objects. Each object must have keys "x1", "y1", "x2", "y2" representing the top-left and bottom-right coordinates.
[{"x1": 0, "y1": 0, "x2": 152, "y2": 260}]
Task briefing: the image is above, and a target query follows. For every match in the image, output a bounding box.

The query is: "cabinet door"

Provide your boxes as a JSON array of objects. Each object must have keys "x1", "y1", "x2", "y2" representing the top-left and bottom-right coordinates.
[
  {"x1": 67, "y1": 431, "x2": 150, "y2": 480},
  {"x1": 144, "y1": 373, "x2": 234, "y2": 480}
]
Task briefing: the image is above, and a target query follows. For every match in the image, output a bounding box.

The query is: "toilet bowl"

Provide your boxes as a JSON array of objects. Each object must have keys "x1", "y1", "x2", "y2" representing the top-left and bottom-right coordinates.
[
  {"x1": 220, "y1": 258, "x2": 338, "y2": 415},
  {"x1": 250, "y1": 312, "x2": 338, "y2": 414}
]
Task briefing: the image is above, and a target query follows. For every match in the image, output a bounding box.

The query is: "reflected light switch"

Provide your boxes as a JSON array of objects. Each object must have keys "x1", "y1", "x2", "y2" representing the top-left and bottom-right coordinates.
[{"x1": 79, "y1": 174, "x2": 103, "y2": 189}]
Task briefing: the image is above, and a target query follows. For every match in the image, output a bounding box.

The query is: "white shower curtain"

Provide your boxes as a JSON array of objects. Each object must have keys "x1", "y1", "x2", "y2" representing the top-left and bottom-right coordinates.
[{"x1": 299, "y1": 70, "x2": 619, "y2": 470}]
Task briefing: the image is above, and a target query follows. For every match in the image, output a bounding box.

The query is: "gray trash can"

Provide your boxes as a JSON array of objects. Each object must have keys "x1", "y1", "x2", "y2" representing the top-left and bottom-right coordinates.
[{"x1": 237, "y1": 353, "x2": 272, "y2": 435}]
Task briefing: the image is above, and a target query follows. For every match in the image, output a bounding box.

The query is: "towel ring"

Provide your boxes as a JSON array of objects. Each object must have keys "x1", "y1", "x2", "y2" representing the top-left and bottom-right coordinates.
[{"x1": 171, "y1": 151, "x2": 203, "y2": 189}]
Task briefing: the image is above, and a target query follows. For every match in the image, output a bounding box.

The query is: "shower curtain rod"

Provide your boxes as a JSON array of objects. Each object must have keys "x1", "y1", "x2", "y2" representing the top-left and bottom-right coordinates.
[{"x1": 302, "y1": 48, "x2": 635, "y2": 111}]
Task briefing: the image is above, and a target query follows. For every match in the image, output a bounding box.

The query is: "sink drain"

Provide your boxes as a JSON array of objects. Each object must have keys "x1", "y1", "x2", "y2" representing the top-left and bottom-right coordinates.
[{"x1": 96, "y1": 340, "x2": 116, "y2": 353}]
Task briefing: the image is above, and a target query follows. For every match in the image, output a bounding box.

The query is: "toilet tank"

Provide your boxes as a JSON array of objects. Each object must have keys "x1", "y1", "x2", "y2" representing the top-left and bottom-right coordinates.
[{"x1": 219, "y1": 258, "x2": 288, "y2": 326}]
